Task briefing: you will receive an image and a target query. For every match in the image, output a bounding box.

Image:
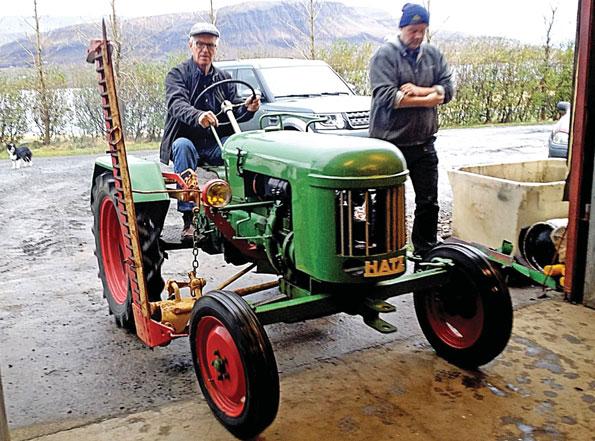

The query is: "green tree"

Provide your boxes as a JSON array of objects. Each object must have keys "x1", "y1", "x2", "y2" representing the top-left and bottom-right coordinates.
[
  {"x1": 119, "y1": 61, "x2": 168, "y2": 141},
  {"x1": 319, "y1": 40, "x2": 374, "y2": 95},
  {"x1": 31, "y1": 0, "x2": 52, "y2": 144},
  {"x1": 70, "y1": 70, "x2": 105, "y2": 140},
  {"x1": 30, "y1": 68, "x2": 71, "y2": 141},
  {"x1": 0, "y1": 76, "x2": 29, "y2": 143},
  {"x1": 439, "y1": 37, "x2": 574, "y2": 127}
]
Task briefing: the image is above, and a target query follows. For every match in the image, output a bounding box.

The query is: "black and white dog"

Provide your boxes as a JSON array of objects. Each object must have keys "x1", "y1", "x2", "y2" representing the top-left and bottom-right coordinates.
[{"x1": 6, "y1": 143, "x2": 33, "y2": 169}]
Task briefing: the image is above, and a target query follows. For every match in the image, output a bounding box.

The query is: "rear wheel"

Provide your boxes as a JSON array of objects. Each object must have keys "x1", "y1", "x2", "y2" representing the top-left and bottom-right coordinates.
[
  {"x1": 413, "y1": 243, "x2": 513, "y2": 368},
  {"x1": 189, "y1": 290, "x2": 279, "y2": 440},
  {"x1": 91, "y1": 172, "x2": 165, "y2": 330}
]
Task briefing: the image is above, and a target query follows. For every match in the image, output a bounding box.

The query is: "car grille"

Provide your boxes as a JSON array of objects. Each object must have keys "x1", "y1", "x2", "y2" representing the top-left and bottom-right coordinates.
[
  {"x1": 336, "y1": 186, "x2": 406, "y2": 257},
  {"x1": 345, "y1": 111, "x2": 369, "y2": 128}
]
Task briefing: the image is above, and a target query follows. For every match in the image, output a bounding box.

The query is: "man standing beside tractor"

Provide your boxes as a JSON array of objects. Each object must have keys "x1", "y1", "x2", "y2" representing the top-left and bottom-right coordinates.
[
  {"x1": 159, "y1": 22, "x2": 261, "y2": 242},
  {"x1": 368, "y1": 3, "x2": 454, "y2": 258}
]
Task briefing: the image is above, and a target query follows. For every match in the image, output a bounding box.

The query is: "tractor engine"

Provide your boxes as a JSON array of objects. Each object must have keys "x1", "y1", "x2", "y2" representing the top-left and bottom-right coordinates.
[{"x1": 208, "y1": 130, "x2": 409, "y2": 290}]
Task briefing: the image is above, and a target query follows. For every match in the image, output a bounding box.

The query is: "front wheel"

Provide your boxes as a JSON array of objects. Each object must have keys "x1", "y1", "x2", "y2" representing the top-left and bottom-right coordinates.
[
  {"x1": 189, "y1": 290, "x2": 279, "y2": 440},
  {"x1": 413, "y1": 243, "x2": 513, "y2": 368}
]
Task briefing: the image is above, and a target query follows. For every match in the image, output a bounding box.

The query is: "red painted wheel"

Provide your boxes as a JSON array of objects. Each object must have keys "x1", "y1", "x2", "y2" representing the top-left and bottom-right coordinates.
[
  {"x1": 195, "y1": 316, "x2": 247, "y2": 417},
  {"x1": 91, "y1": 172, "x2": 166, "y2": 330},
  {"x1": 423, "y1": 284, "x2": 484, "y2": 349},
  {"x1": 190, "y1": 290, "x2": 279, "y2": 440},
  {"x1": 414, "y1": 243, "x2": 513, "y2": 368},
  {"x1": 99, "y1": 196, "x2": 128, "y2": 305}
]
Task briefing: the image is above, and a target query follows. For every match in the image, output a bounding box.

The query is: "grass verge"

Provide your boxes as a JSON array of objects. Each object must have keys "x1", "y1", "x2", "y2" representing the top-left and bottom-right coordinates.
[{"x1": 23, "y1": 139, "x2": 160, "y2": 158}]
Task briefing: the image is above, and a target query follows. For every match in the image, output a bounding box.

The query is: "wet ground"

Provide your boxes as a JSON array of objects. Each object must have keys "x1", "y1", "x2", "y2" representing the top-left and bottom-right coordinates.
[
  {"x1": 0, "y1": 124, "x2": 556, "y2": 434},
  {"x1": 13, "y1": 296, "x2": 595, "y2": 441}
]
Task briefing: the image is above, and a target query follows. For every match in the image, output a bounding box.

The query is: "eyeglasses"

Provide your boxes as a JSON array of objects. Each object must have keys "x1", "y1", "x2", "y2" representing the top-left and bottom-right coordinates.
[{"x1": 193, "y1": 41, "x2": 217, "y2": 51}]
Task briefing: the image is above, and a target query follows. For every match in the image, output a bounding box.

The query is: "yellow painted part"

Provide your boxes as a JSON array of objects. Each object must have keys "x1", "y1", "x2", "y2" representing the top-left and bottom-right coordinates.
[
  {"x1": 543, "y1": 264, "x2": 566, "y2": 277},
  {"x1": 154, "y1": 274, "x2": 206, "y2": 333},
  {"x1": 153, "y1": 298, "x2": 198, "y2": 334}
]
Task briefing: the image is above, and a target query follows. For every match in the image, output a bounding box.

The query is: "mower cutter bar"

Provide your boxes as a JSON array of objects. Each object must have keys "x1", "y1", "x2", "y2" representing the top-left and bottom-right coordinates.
[{"x1": 87, "y1": 21, "x2": 172, "y2": 347}]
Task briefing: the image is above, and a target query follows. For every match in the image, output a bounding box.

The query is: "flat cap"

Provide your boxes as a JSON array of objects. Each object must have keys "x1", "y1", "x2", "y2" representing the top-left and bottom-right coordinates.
[{"x1": 189, "y1": 22, "x2": 220, "y2": 38}]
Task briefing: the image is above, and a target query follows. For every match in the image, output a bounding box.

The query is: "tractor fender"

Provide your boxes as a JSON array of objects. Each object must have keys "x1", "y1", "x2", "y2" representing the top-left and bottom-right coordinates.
[{"x1": 91, "y1": 155, "x2": 169, "y2": 204}]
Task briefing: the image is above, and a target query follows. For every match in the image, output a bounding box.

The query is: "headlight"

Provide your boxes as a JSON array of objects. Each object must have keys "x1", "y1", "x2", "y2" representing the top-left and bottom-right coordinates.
[
  {"x1": 552, "y1": 132, "x2": 569, "y2": 145},
  {"x1": 201, "y1": 179, "x2": 232, "y2": 208},
  {"x1": 315, "y1": 113, "x2": 346, "y2": 130}
]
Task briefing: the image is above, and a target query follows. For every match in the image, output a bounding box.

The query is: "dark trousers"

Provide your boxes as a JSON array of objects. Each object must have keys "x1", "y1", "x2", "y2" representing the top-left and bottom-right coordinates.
[{"x1": 397, "y1": 140, "x2": 439, "y2": 257}]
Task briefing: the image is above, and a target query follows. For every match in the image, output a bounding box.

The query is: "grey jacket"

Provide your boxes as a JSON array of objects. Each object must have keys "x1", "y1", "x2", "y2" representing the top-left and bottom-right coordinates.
[{"x1": 368, "y1": 38, "x2": 454, "y2": 146}]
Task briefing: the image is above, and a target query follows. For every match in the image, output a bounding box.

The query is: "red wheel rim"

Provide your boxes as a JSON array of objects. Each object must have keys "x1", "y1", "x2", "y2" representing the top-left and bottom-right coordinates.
[
  {"x1": 425, "y1": 289, "x2": 484, "y2": 349},
  {"x1": 99, "y1": 197, "x2": 128, "y2": 304},
  {"x1": 195, "y1": 316, "x2": 247, "y2": 417}
]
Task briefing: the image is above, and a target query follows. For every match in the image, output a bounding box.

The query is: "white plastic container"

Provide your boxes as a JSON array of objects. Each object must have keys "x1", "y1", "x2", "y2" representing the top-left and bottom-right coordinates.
[{"x1": 447, "y1": 159, "x2": 569, "y2": 255}]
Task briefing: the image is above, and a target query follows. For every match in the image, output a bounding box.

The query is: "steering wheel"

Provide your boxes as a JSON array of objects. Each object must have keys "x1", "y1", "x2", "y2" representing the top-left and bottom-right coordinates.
[{"x1": 195, "y1": 78, "x2": 257, "y2": 127}]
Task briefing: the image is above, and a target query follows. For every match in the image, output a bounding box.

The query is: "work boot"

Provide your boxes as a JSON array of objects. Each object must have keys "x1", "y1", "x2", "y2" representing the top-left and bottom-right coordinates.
[{"x1": 181, "y1": 212, "x2": 195, "y2": 243}]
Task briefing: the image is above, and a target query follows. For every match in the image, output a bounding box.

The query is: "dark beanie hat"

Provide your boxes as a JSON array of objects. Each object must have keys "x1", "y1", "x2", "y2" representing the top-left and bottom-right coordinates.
[{"x1": 399, "y1": 3, "x2": 430, "y2": 27}]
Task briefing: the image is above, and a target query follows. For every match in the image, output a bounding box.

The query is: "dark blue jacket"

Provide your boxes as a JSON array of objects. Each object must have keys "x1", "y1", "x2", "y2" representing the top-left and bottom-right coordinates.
[
  {"x1": 159, "y1": 58, "x2": 254, "y2": 164},
  {"x1": 369, "y1": 38, "x2": 454, "y2": 147}
]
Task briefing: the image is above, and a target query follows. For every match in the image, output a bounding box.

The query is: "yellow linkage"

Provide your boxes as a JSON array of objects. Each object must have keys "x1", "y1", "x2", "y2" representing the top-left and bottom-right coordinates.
[{"x1": 150, "y1": 272, "x2": 206, "y2": 334}]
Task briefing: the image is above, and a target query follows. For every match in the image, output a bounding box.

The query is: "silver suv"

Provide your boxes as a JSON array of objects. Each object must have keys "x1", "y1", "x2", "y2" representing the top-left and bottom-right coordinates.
[{"x1": 215, "y1": 58, "x2": 370, "y2": 136}]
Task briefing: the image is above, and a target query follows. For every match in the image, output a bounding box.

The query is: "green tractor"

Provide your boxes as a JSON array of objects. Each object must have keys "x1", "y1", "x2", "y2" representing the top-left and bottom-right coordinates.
[{"x1": 88, "y1": 28, "x2": 512, "y2": 440}]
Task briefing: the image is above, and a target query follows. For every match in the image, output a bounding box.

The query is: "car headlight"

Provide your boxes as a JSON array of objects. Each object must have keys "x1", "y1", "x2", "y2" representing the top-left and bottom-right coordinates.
[
  {"x1": 201, "y1": 179, "x2": 232, "y2": 208},
  {"x1": 552, "y1": 132, "x2": 569, "y2": 145},
  {"x1": 315, "y1": 113, "x2": 345, "y2": 130}
]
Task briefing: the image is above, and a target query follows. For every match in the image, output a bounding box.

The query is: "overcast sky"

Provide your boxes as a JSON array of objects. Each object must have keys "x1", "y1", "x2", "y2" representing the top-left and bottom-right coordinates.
[{"x1": 2, "y1": 0, "x2": 580, "y2": 45}]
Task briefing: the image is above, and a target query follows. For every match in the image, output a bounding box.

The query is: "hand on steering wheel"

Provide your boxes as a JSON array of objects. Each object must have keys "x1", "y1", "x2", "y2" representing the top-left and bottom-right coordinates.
[
  {"x1": 244, "y1": 94, "x2": 261, "y2": 112},
  {"x1": 198, "y1": 111, "x2": 219, "y2": 128}
]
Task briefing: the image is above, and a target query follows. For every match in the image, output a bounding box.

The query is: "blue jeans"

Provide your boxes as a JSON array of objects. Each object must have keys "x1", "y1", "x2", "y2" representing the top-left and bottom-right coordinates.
[{"x1": 171, "y1": 137, "x2": 225, "y2": 212}]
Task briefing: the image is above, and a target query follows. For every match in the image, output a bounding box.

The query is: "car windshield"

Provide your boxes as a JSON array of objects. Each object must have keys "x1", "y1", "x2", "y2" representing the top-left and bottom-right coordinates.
[{"x1": 259, "y1": 65, "x2": 353, "y2": 99}]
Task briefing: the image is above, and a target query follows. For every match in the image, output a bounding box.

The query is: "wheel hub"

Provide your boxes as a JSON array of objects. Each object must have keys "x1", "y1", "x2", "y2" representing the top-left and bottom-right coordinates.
[
  {"x1": 211, "y1": 351, "x2": 230, "y2": 381},
  {"x1": 439, "y1": 292, "x2": 478, "y2": 319},
  {"x1": 426, "y1": 288, "x2": 484, "y2": 349}
]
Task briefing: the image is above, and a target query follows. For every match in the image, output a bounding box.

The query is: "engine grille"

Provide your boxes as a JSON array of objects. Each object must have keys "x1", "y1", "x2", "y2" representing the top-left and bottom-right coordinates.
[
  {"x1": 336, "y1": 186, "x2": 406, "y2": 257},
  {"x1": 345, "y1": 111, "x2": 369, "y2": 128}
]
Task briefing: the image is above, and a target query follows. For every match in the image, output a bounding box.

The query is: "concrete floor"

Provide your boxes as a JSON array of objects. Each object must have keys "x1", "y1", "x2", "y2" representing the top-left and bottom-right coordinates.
[{"x1": 11, "y1": 293, "x2": 594, "y2": 441}]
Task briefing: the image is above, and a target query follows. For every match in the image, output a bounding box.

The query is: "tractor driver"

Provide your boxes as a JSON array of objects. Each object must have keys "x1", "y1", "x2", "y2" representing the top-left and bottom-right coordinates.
[{"x1": 159, "y1": 22, "x2": 261, "y2": 242}]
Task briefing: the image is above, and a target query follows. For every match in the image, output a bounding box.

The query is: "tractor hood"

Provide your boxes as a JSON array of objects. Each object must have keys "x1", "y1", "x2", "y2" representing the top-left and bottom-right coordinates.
[{"x1": 224, "y1": 130, "x2": 407, "y2": 188}]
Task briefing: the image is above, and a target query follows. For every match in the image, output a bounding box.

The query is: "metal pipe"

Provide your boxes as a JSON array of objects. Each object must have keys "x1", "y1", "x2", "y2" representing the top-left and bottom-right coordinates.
[
  {"x1": 392, "y1": 188, "x2": 397, "y2": 250},
  {"x1": 348, "y1": 191, "x2": 353, "y2": 256},
  {"x1": 210, "y1": 125, "x2": 224, "y2": 150},
  {"x1": 385, "y1": 189, "x2": 391, "y2": 252},
  {"x1": 397, "y1": 186, "x2": 405, "y2": 248},
  {"x1": 340, "y1": 191, "x2": 345, "y2": 255},
  {"x1": 221, "y1": 100, "x2": 242, "y2": 134},
  {"x1": 219, "y1": 200, "x2": 275, "y2": 211},
  {"x1": 234, "y1": 280, "x2": 280, "y2": 296},
  {"x1": 364, "y1": 190, "x2": 370, "y2": 256},
  {"x1": 216, "y1": 263, "x2": 257, "y2": 290}
]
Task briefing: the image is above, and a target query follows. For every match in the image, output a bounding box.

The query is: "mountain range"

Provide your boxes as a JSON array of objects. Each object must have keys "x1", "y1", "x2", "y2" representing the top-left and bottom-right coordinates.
[{"x1": 0, "y1": 1, "x2": 401, "y2": 68}]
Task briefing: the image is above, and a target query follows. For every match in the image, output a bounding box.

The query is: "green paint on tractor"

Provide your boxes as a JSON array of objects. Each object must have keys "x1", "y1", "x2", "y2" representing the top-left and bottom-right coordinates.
[
  {"x1": 94, "y1": 155, "x2": 168, "y2": 203},
  {"x1": 221, "y1": 130, "x2": 409, "y2": 284}
]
